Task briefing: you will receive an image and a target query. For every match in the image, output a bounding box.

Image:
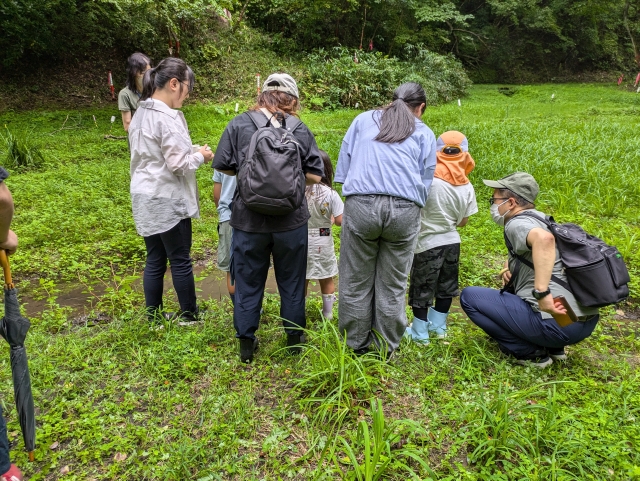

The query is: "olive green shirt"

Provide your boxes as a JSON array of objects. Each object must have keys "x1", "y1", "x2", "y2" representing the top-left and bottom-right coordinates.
[{"x1": 118, "y1": 87, "x2": 141, "y2": 114}]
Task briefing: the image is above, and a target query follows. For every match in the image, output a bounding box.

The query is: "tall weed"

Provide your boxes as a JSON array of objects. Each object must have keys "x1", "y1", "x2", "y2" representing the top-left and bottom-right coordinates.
[
  {"x1": 294, "y1": 321, "x2": 388, "y2": 430},
  {"x1": 334, "y1": 398, "x2": 435, "y2": 481},
  {"x1": 0, "y1": 127, "x2": 45, "y2": 172}
]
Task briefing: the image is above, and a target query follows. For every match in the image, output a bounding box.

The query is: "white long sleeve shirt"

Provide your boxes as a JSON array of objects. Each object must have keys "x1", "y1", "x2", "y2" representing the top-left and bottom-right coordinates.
[{"x1": 128, "y1": 99, "x2": 204, "y2": 237}]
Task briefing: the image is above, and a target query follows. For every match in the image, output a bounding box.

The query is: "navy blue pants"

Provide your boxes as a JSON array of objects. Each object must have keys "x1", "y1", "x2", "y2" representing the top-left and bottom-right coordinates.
[
  {"x1": 232, "y1": 224, "x2": 308, "y2": 340},
  {"x1": 460, "y1": 287, "x2": 599, "y2": 359},
  {"x1": 0, "y1": 405, "x2": 10, "y2": 474},
  {"x1": 143, "y1": 218, "x2": 198, "y2": 318}
]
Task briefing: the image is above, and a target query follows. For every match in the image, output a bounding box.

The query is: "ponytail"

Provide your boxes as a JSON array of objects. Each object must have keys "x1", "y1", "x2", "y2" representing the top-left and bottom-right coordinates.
[
  {"x1": 141, "y1": 67, "x2": 157, "y2": 100},
  {"x1": 374, "y1": 82, "x2": 427, "y2": 144},
  {"x1": 140, "y1": 57, "x2": 195, "y2": 101}
]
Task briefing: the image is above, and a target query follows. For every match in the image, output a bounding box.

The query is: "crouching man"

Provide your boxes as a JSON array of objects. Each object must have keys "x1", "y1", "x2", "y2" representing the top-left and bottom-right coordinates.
[{"x1": 460, "y1": 172, "x2": 599, "y2": 368}]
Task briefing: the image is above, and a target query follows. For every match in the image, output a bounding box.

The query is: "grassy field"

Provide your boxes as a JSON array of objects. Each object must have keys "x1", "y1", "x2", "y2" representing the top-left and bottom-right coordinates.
[{"x1": 0, "y1": 84, "x2": 638, "y2": 480}]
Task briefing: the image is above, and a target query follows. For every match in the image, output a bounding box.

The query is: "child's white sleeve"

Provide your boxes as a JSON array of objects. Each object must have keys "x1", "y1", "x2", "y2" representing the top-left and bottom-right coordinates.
[
  {"x1": 464, "y1": 184, "x2": 479, "y2": 218},
  {"x1": 331, "y1": 191, "x2": 345, "y2": 217}
]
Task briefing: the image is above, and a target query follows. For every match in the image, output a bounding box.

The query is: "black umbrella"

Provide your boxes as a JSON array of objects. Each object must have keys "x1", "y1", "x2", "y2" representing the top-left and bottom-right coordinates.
[{"x1": 0, "y1": 250, "x2": 35, "y2": 461}]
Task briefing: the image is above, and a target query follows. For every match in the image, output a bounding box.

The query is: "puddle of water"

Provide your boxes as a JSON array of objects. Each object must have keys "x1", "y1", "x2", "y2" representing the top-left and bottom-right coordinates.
[{"x1": 18, "y1": 266, "x2": 324, "y2": 317}]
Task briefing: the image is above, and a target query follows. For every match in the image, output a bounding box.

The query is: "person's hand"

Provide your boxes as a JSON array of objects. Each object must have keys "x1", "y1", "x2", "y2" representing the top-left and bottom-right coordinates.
[
  {"x1": 0, "y1": 230, "x2": 18, "y2": 255},
  {"x1": 500, "y1": 267, "x2": 511, "y2": 287},
  {"x1": 199, "y1": 144, "x2": 214, "y2": 164},
  {"x1": 538, "y1": 294, "x2": 567, "y2": 317}
]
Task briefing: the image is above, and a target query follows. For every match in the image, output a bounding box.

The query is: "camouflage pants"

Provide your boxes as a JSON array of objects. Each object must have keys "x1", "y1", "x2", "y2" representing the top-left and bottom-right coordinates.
[{"x1": 408, "y1": 243, "x2": 460, "y2": 308}]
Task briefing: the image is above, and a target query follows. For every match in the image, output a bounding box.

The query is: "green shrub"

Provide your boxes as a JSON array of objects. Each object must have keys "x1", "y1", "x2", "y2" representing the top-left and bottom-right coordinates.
[
  {"x1": 191, "y1": 32, "x2": 469, "y2": 109},
  {"x1": 301, "y1": 46, "x2": 471, "y2": 110},
  {"x1": 0, "y1": 128, "x2": 45, "y2": 172}
]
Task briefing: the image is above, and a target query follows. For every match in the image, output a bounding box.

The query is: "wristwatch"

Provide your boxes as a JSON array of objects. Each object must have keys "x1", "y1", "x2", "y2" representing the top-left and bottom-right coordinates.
[{"x1": 532, "y1": 288, "x2": 551, "y2": 300}]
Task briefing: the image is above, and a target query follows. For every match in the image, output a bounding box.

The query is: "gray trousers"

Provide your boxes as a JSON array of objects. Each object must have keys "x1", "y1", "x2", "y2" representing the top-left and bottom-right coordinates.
[{"x1": 338, "y1": 194, "x2": 421, "y2": 353}]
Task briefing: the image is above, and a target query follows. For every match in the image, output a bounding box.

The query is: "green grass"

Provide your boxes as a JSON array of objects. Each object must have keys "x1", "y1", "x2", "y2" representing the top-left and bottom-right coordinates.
[{"x1": 0, "y1": 83, "x2": 638, "y2": 479}]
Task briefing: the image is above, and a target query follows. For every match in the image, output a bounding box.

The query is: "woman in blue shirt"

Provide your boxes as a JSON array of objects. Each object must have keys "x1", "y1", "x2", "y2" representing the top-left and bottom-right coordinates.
[{"x1": 335, "y1": 82, "x2": 437, "y2": 358}]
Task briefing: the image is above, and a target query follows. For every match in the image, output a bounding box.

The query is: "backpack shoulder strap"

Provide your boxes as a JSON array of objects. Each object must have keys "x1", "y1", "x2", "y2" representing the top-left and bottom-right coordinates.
[
  {"x1": 502, "y1": 214, "x2": 571, "y2": 292},
  {"x1": 284, "y1": 114, "x2": 302, "y2": 132},
  {"x1": 508, "y1": 210, "x2": 552, "y2": 227},
  {"x1": 247, "y1": 110, "x2": 267, "y2": 129}
]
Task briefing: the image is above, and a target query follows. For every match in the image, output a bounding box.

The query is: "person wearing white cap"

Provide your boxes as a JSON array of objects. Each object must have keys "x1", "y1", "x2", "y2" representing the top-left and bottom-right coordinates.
[{"x1": 213, "y1": 73, "x2": 324, "y2": 363}]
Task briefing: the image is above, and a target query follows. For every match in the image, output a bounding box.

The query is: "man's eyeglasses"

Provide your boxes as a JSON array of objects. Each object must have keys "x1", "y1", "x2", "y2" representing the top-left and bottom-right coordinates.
[{"x1": 489, "y1": 197, "x2": 509, "y2": 205}]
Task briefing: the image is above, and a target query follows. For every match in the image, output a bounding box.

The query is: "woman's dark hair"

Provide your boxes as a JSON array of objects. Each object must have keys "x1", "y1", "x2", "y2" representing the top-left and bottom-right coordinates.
[
  {"x1": 374, "y1": 82, "x2": 427, "y2": 144},
  {"x1": 251, "y1": 90, "x2": 301, "y2": 117},
  {"x1": 141, "y1": 57, "x2": 195, "y2": 101},
  {"x1": 125, "y1": 52, "x2": 151, "y2": 93},
  {"x1": 319, "y1": 150, "x2": 334, "y2": 188}
]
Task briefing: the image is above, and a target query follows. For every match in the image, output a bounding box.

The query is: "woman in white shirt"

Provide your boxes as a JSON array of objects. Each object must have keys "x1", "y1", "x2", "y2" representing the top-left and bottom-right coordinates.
[{"x1": 128, "y1": 57, "x2": 213, "y2": 323}]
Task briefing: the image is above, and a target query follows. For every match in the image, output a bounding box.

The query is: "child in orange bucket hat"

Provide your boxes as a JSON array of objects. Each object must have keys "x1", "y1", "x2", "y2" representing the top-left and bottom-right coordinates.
[{"x1": 405, "y1": 131, "x2": 478, "y2": 344}]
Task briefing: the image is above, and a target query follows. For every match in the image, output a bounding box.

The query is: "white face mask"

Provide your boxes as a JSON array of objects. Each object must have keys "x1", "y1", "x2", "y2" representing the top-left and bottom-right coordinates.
[{"x1": 490, "y1": 199, "x2": 511, "y2": 227}]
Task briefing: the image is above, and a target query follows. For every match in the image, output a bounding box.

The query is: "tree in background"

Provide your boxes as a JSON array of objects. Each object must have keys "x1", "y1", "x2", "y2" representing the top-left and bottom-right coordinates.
[{"x1": 2, "y1": 0, "x2": 640, "y2": 81}]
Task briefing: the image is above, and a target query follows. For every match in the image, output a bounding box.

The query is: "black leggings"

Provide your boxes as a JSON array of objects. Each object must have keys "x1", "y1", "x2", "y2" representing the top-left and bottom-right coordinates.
[
  {"x1": 412, "y1": 297, "x2": 452, "y2": 321},
  {"x1": 143, "y1": 218, "x2": 197, "y2": 319}
]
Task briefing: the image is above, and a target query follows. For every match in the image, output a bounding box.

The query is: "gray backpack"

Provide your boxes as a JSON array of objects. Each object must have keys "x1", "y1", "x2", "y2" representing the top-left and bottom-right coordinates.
[
  {"x1": 237, "y1": 110, "x2": 305, "y2": 216},
  {"x1": 503, "y1": 212, "x2": 630, "y2": 308}
]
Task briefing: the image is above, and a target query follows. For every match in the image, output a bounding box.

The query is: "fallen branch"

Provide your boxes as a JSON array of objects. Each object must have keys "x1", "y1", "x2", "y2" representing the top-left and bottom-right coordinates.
[
  {"x1": 103, "y1": 135, "x2": 127, "y2": 140},
  {"x1": 47, "y1": 115, "x2": 69, "y2": 135}
]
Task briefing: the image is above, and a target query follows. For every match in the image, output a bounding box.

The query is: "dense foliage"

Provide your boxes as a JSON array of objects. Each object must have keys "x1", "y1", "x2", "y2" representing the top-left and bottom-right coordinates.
[
  {"x1": 246, "y1": 0, "x2": 640, "y2": 81},
  {"x1": 3, "y1": 0, "x2": 640, "y2": 81},
  {"x1": 0, "y1": 0, "x2": 231, "y2": 67}
]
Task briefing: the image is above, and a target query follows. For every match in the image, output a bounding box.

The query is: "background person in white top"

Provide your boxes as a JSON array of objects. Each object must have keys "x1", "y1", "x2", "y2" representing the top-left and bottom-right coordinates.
[
  {"x1": 305, "y1": 150, "x2": 344, "y2": 319},
  {"x1": 406, "y1": 131, "x2": 478, "y2": 344},
  {"x1": 129, "y1": 57, "x2": 213, "y2": 323}
]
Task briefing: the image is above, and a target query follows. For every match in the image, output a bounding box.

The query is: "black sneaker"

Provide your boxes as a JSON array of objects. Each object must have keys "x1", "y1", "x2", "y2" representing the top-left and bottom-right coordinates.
[
  {"x1": 239, "y1": 337, "x2": 259, "y2": 363},
  {"x1": 286, "y1": 334, "x2": 306, "y2": 355},
  {"x1": 547, "y1": 348, "x2": 567, "y2": 361},
  {"x1": 515, "y1": 350, "x2": 553, "y2": 368},
  {"x1": 352, "y1": 347, "x2": 369, "y2": 356}
]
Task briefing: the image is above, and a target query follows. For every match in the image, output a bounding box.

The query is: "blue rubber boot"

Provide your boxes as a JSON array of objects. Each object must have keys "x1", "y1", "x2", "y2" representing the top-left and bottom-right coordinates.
[
  {"x1": 405, "y1": 317, "x2": 430, "y2": 345},
  {"x1": 427, "y1": 309, "x2": 448, "y2": 339}
]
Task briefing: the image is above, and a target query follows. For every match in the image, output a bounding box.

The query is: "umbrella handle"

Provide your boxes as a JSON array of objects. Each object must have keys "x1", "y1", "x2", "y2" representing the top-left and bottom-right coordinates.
[{"x1": 0, "y1": 249, "x2": 13, "y2": 289}]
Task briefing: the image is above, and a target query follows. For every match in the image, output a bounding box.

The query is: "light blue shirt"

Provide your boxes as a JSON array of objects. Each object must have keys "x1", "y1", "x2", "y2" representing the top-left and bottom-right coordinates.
[
  {"x1": 335, "y1": 110, "x2": 437, "y2": 207},
  {"x1": 213, "y1": 170, "x2": 237, "y2": 223}
]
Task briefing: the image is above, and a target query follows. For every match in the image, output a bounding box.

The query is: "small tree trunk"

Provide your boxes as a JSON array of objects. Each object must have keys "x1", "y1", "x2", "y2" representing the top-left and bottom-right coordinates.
[{"x1": 624, "y1": 0, "x2": 640, "y2": 65}]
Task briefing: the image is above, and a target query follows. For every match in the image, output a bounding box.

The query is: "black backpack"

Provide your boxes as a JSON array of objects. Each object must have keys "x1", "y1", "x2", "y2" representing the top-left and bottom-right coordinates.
[
  {"x1": 236, "y1": 110, "x2": 305, "y2": 216},
  {"x1": 503, "y1": 211, "x2": 630, "y2": 308}
]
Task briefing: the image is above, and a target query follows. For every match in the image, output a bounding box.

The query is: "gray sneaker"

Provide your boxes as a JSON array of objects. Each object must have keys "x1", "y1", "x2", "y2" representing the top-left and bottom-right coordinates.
[
  {"x1": 515, "y1": 351, "x2": 553, "y2": 368},
  {"x1": 547, "y1": 348, "x2": 567, "y2": 361}
]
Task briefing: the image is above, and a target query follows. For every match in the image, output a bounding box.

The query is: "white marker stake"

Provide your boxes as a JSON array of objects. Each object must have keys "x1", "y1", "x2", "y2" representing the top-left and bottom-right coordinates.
[
  {"x1": 235, "y1": 103, "x2": 239, "y2": 113},
  {"x1": 110, "y1": 116, "x2": 115, "y2": 123},
  {"x1": 458, "y1": 99, "x2": 461, "y2": 106},
  {"x1": 552, "y1": 94, "x2": 555, "y2": 99},
  {"x1": 354, "y1": 102, "x2": 359, "y2": 109}
]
